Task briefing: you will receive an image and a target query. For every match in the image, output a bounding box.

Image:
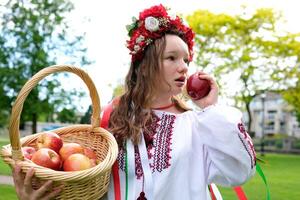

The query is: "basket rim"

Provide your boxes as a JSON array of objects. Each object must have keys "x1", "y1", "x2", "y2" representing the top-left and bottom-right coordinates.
[{"x1": 0, "y1": 125, "x2": 119, "y2": 182}]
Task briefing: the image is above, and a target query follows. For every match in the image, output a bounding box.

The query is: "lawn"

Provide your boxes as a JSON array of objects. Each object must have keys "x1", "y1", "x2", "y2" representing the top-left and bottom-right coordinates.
[
  {"x1": 0, "y1": 138, "x2": 12, "y2": 176},
  {"x1": 219, "y1": 153, "x2": 300, "y2": 200},
  {"x1": 0, "y1": 135, "x2": 299, "y2": 199},
  {"x1": 0, "y1": 185, "x2": 17, "y2": 200}
]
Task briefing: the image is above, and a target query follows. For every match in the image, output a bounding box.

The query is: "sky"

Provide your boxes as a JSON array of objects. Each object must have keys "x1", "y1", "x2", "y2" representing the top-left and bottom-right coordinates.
[{"x1": 63, "y1": 0, "x2": 300, "y2": 111}]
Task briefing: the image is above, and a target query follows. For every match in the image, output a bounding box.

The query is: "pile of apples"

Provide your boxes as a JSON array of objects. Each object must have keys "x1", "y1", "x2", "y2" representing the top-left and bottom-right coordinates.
[{"x1": 21, "y1": 132, "x2": 98, "y2": 171}]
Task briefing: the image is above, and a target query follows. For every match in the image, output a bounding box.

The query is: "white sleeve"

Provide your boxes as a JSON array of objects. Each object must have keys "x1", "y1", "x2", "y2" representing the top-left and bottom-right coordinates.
[{"x1": 194, "y1": 105, "x2": 256, "y2": 187}]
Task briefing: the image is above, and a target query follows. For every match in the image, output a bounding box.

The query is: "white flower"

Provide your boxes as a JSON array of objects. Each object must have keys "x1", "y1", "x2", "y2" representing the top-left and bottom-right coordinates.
[
  {"x1": 134, "y1": 45, "x2": 141, "y2": 52},
  {"x1": 145, "y1": 16, "x2": 160, "y2": 32},
  {"x1": 135, "y1": 35, "x2": 145, "y2": 43}
]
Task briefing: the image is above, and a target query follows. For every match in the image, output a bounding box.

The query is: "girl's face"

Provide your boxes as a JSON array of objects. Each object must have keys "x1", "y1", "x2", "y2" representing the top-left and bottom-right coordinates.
[{"x1": 157, "y1": 34, "x2": 189, "y2": 97}]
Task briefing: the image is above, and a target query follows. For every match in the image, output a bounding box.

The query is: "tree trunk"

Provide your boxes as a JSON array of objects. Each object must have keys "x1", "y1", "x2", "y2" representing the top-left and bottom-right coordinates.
[
  {"x1": 32, "y1": 113, "x2": 37, "y2": 134},
  {"x1": 245, "y1": 102, "x2": 254, "y2": 137}
]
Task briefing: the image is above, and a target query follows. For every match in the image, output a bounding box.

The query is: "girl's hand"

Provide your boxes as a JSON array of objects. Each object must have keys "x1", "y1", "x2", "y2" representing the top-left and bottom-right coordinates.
[
  {"x1": 192, "y1": 72, "x2": 218, "y2": 109},
  {"x1": 13, "y1": 164, "x2": 62, "y2": 200}
]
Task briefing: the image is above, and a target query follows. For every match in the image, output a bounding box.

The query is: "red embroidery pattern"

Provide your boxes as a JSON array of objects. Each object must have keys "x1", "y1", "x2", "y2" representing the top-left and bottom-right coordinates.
[
  {"x1": 144, "y1": 114, "x2": 161, "y2": 159},
  {"x1": 116, "y1": 113, "x2": 175, "y2": 179},
  {"x1": 150, "y1": 113, "x2": 175, "y2": 172},
  {"x1": 237, "y1": 121, "x2": 256, "y2": 168},
  {"x1": 134, "y1": 146, "x2": 144, "y2": 179},
  {"x1": 117, "y1": 146, "x2": 144, "y2": 180}
]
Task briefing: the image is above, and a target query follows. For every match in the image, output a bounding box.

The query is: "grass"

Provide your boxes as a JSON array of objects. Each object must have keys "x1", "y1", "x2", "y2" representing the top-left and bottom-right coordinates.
[
  {"x1": 0, "y1": 185, "x2": 17, "y2": 200},
  {"x1": 219, "y1": 153, "x2": 300, "y2": 200},
  {"x1": 0, "y1": 138, "x2": 12, "y2": 176}
]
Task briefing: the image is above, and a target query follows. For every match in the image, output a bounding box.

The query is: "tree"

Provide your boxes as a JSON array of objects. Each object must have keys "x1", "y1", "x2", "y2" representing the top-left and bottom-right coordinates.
[
  {"x1": 282, "y1": 78, "x2": 300, "y2": 123},
  {"x1": 187, "y1": 8, "x2": 300, "y2": 136},
  {"x1": 56, "y1": 108, "x2": 78, "y2": 123},
  {"x1": 0, "y1": 0, "x2": 90, "y2": 133},
  {"x1": 80, "y1": 105, "x2": 92, "y2": 124}
]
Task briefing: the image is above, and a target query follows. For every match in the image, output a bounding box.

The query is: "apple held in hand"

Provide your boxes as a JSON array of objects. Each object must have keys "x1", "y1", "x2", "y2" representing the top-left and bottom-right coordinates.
[
  {"x1": 22, "y1": 146, "x2": 36, "y2": 160},
  {"x1": 36, "y1": 132, "x2": 63, "y2": 153},
  {"x1": 31, "y1": 148, "x2": 62, "y2": 170},
  {"x1": 186, "y1": 73, "x2": 211, "y2": 100},
  {"x1": 59, "y1": 143, "x2": 84, "y2": 161},
  {"x1": 63, "y1": 153, "x2": 96, "y2": 171}
]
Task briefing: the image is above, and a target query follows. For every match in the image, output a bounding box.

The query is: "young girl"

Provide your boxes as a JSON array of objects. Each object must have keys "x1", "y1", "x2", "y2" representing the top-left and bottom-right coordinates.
[
  {"x1": 106, "y1": 4, "x2": 256, "y2": 200},
  {"x1": 12, "y1": 4, "x2": 256, "y2": 200}
]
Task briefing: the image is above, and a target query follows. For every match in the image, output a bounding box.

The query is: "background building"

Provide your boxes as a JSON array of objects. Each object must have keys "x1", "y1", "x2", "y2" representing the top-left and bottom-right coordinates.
[{"x1": 248, "y1": 92, "x2": 300, "y2": 138}]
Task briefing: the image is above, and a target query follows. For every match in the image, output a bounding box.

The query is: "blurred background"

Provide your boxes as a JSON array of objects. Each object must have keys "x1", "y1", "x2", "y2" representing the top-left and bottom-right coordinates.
[{"x1": 0, "y1": 0, "x2": 299, "y2": 199}]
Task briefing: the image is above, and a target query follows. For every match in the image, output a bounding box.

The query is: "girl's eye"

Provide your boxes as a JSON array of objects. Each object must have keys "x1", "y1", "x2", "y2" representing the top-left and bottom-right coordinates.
[
  {"x1": 167, "y1": 56, "x2": 175, "y2": 61},
  {"x1": 184, "y1": 58, "x2": 189, "y2": 64}
]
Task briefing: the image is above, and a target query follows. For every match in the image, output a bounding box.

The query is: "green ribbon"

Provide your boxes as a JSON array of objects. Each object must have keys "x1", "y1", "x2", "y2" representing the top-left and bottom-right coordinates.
[{"x1": 256, "y1": 163, "x2": 271, "y2": 200}]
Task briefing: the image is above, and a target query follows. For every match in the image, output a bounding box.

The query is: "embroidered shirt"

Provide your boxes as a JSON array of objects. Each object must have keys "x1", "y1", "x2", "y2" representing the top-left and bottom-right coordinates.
[{"x1": 107, "y1": 105, "x2": 256, "y2": 200}]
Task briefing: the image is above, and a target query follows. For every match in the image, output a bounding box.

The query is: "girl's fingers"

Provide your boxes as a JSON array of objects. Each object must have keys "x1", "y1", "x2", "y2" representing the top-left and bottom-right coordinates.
[
  {"x1": 34, "y1": 180, "x2": 53, "y2": 198},
  {"x1": 198, "y1": 74, "x2": 219, "y2": 90},
  {"x1": 12, "y1": 164, "x2": 24, "y2": 186},
  {"x1": 24, "y1": 167, "x2": 35, "y2": 193},
  {"x1": 198, "y1": 74, "x2": 213, "y2": 82}
]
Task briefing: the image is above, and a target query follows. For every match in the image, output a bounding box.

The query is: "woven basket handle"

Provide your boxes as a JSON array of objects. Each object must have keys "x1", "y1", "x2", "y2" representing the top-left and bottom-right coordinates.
[{"x1": 9, "y1": 65, "x2": 101, "y2": 160}]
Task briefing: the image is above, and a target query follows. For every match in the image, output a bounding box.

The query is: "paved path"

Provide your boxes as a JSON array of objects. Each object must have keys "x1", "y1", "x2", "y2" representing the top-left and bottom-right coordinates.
[{"x1": 0, "y1": 175, "x2": 14, "y2": 185}]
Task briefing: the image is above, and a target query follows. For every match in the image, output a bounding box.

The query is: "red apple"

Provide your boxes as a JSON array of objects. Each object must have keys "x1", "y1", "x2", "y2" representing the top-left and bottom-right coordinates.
[
  {"x1": 84, "y1": 147, "x2": 98, "y2": 166},
  {"x1": 59, "y1": 143, "x2": 84, "y2": 161},
  {"x1": 186, "y1": 73, "x2": 211, "y2": 100},
  {"x1": 31, "y1": 148, "x2": 62, "y2": 170},
  {"x1": 36, "y1": 132, "x2": 63, "y2": 153},
  {"x1": 83, "y1": 147, "x2": 97, "y2": 160},
  {"x1": 63, "y1": 153, "x2": 95, "y2": 171},
  {"x1": 22, "y1": 146, "x2": 36, "y2": 160}
]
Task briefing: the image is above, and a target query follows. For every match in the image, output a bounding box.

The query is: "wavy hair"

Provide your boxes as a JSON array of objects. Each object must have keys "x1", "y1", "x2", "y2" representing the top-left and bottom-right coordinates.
[{"x1": 109, "y1": 33, "x2": 190, "y2": 146}]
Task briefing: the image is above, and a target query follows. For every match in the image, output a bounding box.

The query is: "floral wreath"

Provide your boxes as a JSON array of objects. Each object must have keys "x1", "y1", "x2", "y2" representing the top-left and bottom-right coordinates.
[{"x1": 126, "y1": 4, "x2": 195, "y2": 62}]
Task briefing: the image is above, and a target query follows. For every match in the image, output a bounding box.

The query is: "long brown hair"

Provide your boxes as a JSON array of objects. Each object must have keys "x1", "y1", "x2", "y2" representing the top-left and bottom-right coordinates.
[{"x1": 109, "y1": 33, "x2": 190, "y2": 146}]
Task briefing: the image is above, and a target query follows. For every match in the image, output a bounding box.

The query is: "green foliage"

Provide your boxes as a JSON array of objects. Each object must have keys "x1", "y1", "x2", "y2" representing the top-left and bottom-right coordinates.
[
  {"x1": 56, "y1": 107, "x2": 78, "y2": 123},
  {"x1": 0, "y1": 0, "x2": 91, "y2": 131},
  {"x1": 187, "y1": 8, "x2": 300, "y2": 135},
  {"x1": 112, "y1": 84, "x2": 125, "y2": 98},
  {"x1": 80, "y1": 105, "x2": 92, "y2": 124},
  {"x1": 282, "y1": 79, "x2": 300, "y2": 123}
]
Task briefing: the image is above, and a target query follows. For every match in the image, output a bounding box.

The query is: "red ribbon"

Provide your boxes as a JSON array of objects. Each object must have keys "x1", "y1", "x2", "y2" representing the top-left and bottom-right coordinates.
[
  {"x1": 234, "y1": 186, "x2": 248, "y2": 200},
  {"x1": 100, "y1": 99, "x2": 121, "y2": 200}
]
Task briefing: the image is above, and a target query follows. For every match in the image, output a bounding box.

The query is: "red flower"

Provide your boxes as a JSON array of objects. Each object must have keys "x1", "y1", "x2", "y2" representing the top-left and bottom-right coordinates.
[
  {"x1": 139, "y1": 4, "x2": 168, "y2": 20},
  {"x1": 126, "y1": 4, "x2": 195, "y2": 62}
]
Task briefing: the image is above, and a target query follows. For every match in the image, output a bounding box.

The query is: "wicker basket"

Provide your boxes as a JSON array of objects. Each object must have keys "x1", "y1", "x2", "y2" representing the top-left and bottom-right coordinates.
[{"x1": 0, "y1": 65, "x2": 118, "y2": 199}]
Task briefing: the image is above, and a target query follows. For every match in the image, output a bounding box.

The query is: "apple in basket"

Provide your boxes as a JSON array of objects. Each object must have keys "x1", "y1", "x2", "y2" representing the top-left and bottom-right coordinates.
[
  {"x1": 31, "y1": 148, "x2": 62, "y2": 170},
  {"x1": 186, "y1": 73, "x2": 211, "y2": 100},
  {"x1": 22, "y1": 146, "x2": 36, "y2": 160},
  {"x1": 36, "y1": 132, "x2": 63, "y2": 153},
  {"x1": 83, "y1": 147, "x2": 98, "y2": 164},
  {"x1": 59, "y1": 143, "x2": 84, "y2": 161},
  {"x1": 63, "y1": 153, "x2": 96, "y2": 171}
]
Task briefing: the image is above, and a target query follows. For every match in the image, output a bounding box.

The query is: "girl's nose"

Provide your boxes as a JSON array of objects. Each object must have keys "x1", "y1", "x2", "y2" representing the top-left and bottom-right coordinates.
[{"x1": 178, "y1": 60, "x2": 188, "y2": 73}]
